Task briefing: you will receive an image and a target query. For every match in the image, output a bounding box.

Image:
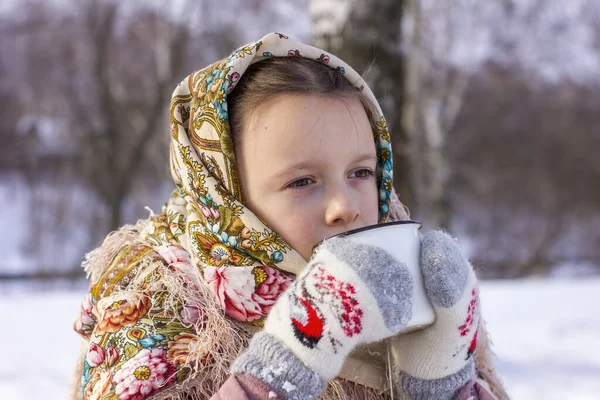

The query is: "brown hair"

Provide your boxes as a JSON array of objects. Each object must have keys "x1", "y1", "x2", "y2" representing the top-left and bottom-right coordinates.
[{"x1": 227, "y1": 56, "x2": 378, "y2": 149}]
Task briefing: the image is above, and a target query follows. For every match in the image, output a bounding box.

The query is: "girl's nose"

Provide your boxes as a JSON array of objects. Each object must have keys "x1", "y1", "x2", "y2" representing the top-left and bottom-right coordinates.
[{"x1": 324, "y1": 186, "x2": 360, "y2": 227}]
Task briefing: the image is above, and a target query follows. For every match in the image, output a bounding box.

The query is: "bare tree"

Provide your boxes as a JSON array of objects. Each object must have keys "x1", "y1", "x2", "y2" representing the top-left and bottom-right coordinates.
[
  {"x1": 0, "y1": 0, "x2": 244, "y2": 277},
  {"x1": 402, "y1": 0, "x2": 495, "y2": 228},
  {"x1": 54, "y1": 1, "x2": 197, "y2": 231},
  {"x1": 451, "y1": 62, "x2": 600, "y2": 277}
]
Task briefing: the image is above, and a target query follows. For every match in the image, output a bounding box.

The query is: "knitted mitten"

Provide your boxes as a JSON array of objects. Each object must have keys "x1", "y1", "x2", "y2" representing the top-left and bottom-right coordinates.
[
  {"x1": 232, "y1": 237, "x2": 416, "y2": 400},
  {"x1": 391, "y1": 231, "x2": 481, "y2": 400}
]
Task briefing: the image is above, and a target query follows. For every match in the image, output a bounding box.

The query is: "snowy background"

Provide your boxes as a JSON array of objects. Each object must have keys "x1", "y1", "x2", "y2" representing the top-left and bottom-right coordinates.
[
  {"x1": 2, "y1": 1, "x2": 600, "y2": 399},
  {"x1": 1, "y1": 277, "x2": 599, "y2": 399}
]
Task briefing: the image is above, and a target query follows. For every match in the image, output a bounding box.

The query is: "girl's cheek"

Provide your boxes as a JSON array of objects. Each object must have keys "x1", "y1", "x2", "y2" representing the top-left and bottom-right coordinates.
[
  {"x1": 286, "y1": 204, "x2": 319, "y2": 233},
  {"x1": 284, "y1": 207, "x2": 320, "y2": 249},
  {"x1": 353, "y1": 185, "x2": 378, "y2": 224},
  {"x1": 286, "y1": 187, "x2": 322, "y2": 213}
]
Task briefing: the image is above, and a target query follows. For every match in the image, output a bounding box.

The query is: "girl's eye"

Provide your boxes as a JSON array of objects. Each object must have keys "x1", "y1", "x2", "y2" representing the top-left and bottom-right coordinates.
[
  {"x1": 350, "y1": 169, "x2": 375, "y2": 179},
  {"x1": 287, "y1": 177, "x2": 314, "y2": 189}
]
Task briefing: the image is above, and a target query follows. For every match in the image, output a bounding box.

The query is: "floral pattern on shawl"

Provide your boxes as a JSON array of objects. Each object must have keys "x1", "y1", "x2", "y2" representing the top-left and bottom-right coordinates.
[
  {"x1": 74, "y1": 32, "x2": 395, "y2": 399},
  {"x1": 205, "y1": 265, "x2": 292, "y2": 322}
]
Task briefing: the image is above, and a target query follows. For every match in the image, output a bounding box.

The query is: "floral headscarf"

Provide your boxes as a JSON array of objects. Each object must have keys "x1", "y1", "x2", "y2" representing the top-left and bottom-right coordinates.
[
  {"x1": 143, "y1": 32, "x2": 394, "y2": 323},
  {"x1": 74, "y1": 32, "x2": 395, "y2": 399},
  {"x1": 147, "y1": 32, "x2": 393, "y2": 266}
]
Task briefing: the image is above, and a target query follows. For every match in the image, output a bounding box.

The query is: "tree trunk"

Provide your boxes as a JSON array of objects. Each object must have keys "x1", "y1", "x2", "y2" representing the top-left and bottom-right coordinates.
[{"x1": 109, "y1": 191, "x2": 124, "y2": 232}]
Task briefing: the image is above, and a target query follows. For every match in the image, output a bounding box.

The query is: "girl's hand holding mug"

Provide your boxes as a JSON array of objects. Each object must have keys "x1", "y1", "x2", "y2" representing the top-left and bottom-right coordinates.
[
  {"x1": 232, "y1": 235, "x2": 424, "y2": 400},
  {"x1": 391, "y1": 230, "x2": 481, "y2": 399},
  {"x1": 232, "y1": 228, "x2": 480, "y2": 400}
]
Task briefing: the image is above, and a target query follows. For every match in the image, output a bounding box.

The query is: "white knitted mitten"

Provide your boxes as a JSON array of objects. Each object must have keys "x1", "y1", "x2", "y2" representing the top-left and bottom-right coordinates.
[
  {"x1": 232, "y1": 237, "x2": 416, "y2": 400},
  {"x1": 391, "y1": 231, "x2": 481, "y2": 400}
]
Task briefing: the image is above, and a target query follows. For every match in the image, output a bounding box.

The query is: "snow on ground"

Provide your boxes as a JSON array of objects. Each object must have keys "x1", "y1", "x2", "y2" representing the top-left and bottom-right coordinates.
[
  {"x1": 480, "y1": 278, "x2": 600, "y2": 399},
  {"x1": 1, "y1": 278, "x2": 599, "y2": 399}
]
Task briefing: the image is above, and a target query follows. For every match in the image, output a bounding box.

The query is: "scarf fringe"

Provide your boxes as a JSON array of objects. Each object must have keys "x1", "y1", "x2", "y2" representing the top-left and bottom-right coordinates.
[
  {"x1": 389, "y1": 189, "x2": 411, "y2": 222},
  {"x1": 473, "y1": 315, "x2": 510, "y2": 400},
  {"x1": 321, "y1": 379, "x2": 392, "y2": 400},
  {"x1": 139, "y1": 258, "x2": 251, "y2": 397},
  {"x1": 69, "y1": 340, "x2": 89, "y2": 400},
  {"x1": 81, "y1": 219, "x2": 153, "y2": 284}
]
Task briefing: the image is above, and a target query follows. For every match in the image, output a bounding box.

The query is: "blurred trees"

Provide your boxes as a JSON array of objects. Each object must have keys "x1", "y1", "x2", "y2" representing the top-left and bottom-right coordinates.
[
  {"x1": 24, "y1": 0, "x2": 240, "y2": 231},
  {"x1": 0, "y1": 0, "x2": 245, "y2": 277},
  {"x1": 450, "y1": 62, "x2": 600, "y2": 277},
  {"x1": 61, "y1": 1, "x2": 190, "y2": 230},
  {"x1": 446, "y1": 0, "x2": 600, "y2": 277},
  {"x1": 1, "y1": 0, "x2": 599, "y2": 279}
]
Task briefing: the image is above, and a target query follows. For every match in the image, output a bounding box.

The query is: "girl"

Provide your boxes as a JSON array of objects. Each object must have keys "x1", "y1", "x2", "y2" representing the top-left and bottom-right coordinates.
[{"x1": 72, "y1": 33, "x2": 508, "y2": 400}]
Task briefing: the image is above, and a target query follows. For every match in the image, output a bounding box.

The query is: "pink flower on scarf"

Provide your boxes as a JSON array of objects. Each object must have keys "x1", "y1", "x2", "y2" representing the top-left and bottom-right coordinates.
[
  {"x1": 82, "y1": 292, "x2": 94, "y2": 314},
  {"x1": 153, "y1": 245, "x2": 200, "y2": 289},
  {"x1": 74, "y1": 293, "x2": 96, "y2": 336},
  {"x1": 200, "y1": 205, "x2": 212, "y2": 219},
  {"x1": 154, "y1": 245, "x2": 193, "y2": 267},
  {"x1": 204, "y1": 265, "x2": 292, "y2": 322},
  {"x1": 113, "y1": 348, "x2": 176, "y2": 400},
  {"x1": 199, "y1": 204, "x2": 220, "y2": 221},
  {"x1": 84, "y1": 368, "x2": 113, "y2": 400},
  {"x1": 106, "y1": 346, "x2": 120, "y2": 367},
  {"x1": 252, "y1": 266, "x2": 293, "y2": 314},
  {"x1": 86, "y1": 343, "x2": 105, "y2": 367},
  {"x1": 180, "y1": 303, "x2": 205, "y2": 327}
]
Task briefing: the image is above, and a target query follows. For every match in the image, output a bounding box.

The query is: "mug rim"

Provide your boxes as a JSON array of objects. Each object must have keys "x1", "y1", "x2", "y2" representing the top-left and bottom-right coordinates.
[{"x1": 312, "y1": 220, "x2": 422, "y2": 252}]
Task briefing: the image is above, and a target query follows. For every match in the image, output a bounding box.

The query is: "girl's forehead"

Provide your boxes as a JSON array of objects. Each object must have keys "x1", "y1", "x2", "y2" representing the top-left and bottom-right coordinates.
[{"x1": 245, "y1": 94, "x2": 374, "y2": 152}]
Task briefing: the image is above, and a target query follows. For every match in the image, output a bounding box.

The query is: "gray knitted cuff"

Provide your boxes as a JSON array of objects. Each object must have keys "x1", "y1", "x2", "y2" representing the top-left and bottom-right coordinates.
[
  {"x1": 231, "y1": 332, "x2": 326, "y2": 400},
  {"x1": 396, "y1": 359, "x2": 475, "y2": 400}
]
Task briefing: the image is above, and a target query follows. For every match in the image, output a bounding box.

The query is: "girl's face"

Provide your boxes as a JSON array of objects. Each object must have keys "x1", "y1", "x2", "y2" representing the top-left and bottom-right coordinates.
[{"x1": 236, "y1": 93, "x2": 379, "y2": 261}]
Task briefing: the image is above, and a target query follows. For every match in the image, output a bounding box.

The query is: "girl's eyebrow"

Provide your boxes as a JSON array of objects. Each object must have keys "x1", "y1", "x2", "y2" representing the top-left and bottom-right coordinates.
[
  {"x1": 270, "y1": 162, "x2": 312, "y2": 179},
  {"x1": 352, "y1": 153, "x2": 378, "y2": 164},
  {"x1": 272, "y1": 153, "x2": 377, "y2": 178}
]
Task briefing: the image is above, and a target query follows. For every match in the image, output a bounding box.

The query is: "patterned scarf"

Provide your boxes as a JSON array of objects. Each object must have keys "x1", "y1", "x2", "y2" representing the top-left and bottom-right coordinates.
[
  {"x1": 73, "y1": 33, "x2": 398, "y2": 399},
  {"x1": 142, "y1": 32, "x2": 394, "y2": 325}
]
